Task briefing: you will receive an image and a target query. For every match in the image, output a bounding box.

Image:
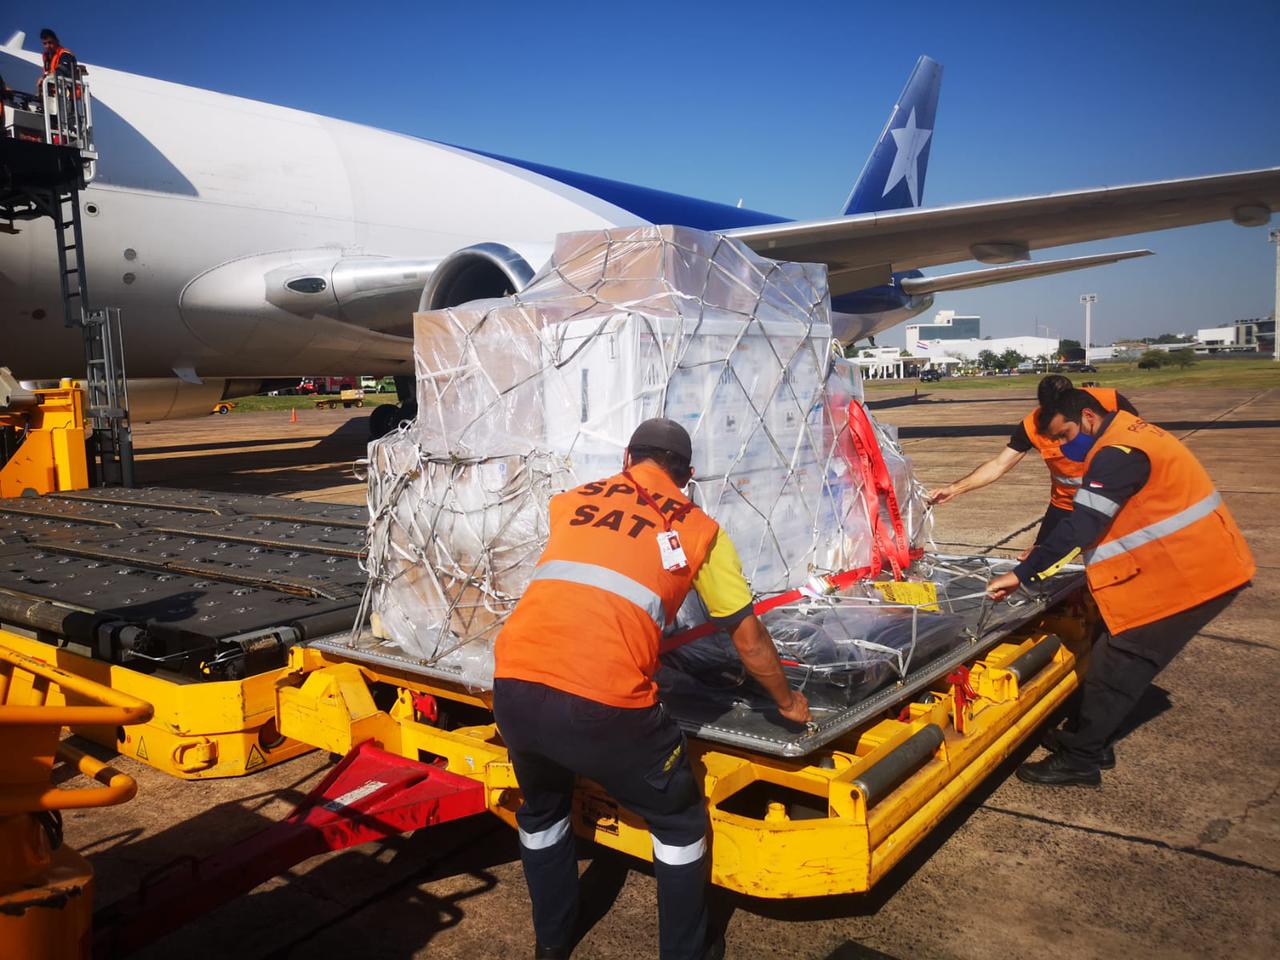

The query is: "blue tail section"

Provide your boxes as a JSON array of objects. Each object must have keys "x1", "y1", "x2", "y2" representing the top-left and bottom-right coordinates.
[{"x1": 841, "y1": 56, "x2": 943, "y2": 215}]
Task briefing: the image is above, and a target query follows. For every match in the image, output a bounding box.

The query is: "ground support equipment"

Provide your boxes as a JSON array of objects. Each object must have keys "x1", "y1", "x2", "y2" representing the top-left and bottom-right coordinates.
[
  {"x1": 271, "y1": 600, "x2": 1092, "y2": 899},
  {"x1": 92, "y1": 741, "x2": 487, "y2": 958},
  {"x1": 2, "y1": 84, "x2": 134, "y2": 488},
  {"x1": 0, "y1": 641, "x2": 151, "y2": 959},
  {"x1": 0, "y1": 376, "x2": 89, "y2": 497},
  {"x1": 0, "y1": 488, "x2": 369, "y2": 777},
  {"x1": 86, "y1": 598, "x2": 1089, "y2": 957}
]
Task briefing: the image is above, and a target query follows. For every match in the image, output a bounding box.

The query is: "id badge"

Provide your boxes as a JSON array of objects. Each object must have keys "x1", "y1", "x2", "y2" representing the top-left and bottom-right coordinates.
[{"x1": 658, "y1": 530, "x2": 688, "y2": 572}]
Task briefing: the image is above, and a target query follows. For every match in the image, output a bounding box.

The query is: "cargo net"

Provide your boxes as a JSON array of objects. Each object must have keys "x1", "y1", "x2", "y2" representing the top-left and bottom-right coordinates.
[{"x1": 360, "y1": 225, "x2": 932, "y2": 689}]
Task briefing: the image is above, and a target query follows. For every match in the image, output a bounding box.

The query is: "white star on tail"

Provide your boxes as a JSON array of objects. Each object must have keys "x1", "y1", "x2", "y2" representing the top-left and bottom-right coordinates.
[{"x1": 881, "y1": 107, "x2": 932, "y2": 206}]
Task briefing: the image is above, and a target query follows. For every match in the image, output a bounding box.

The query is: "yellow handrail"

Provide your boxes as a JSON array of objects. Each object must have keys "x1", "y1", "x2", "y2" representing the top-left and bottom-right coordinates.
[
  {"x1": 0, "y1": 640, "x2": 153, "y2": 814},
  {"x1": 0, "y1": 645, "x2": 153, "y2": 726},
  {"x1": 0, "y1": 741, "x2": 138, "y2": 815}
]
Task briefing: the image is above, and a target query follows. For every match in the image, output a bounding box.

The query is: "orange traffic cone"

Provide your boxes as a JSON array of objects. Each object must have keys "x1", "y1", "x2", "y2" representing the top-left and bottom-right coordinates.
[{"x1": 290, "y1": 408, "x2": 298, "y2": 424}]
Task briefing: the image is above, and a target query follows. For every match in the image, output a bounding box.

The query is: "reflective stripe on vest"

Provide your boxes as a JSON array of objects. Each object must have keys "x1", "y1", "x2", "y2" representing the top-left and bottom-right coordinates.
[
  {"x1": 1073, "y1": 487, "x2": 1120, "y2": 517},
  {"x1": 1055, "y1": 474, "x2": 1083, "y2": 487},
  {"x1": 1085, "y1": 490, "x2": 1222, "y2": 565},
  {"x1": 530, "y1": 559, "x2": 666, "y2": 628}
]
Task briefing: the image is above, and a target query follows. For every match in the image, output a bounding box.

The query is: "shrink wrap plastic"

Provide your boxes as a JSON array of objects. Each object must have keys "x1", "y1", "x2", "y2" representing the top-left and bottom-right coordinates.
[
  {"x1": 362, "y1": 226, "x2": 931, "y2": 688},
  {"x1": 658, "y1": 603, "x2": 963, "y2": 710}
]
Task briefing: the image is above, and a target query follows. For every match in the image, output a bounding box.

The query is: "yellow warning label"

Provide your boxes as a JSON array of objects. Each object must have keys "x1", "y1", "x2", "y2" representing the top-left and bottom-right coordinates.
[
  {"x1": 874, "y1": 580, "x2": 940, "y2": 611},
  {"x1": 136, "y1": 736, "x2": 149, "y2": 761},
  {"x1": 245, "y1": 744, "x2": 266, "y2": 772}
]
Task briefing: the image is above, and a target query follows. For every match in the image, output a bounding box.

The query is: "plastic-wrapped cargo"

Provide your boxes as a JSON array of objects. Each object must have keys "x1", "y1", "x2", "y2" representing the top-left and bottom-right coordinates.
[{"x1": 363, "y1": 225, "x2": 932, "y2": 687}]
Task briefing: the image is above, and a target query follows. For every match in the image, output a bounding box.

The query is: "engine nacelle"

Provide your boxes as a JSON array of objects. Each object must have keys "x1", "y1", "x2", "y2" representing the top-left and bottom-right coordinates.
[
  {"x1": 117, "y1": 377, "x2": 269, "y2": 421},
  {"x1": 418, "y1": 243, "x2": 535, "y2": 311}
]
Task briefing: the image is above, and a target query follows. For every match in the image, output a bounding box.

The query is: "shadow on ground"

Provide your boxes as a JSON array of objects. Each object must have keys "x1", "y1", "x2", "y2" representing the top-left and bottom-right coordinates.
[{"x1": 134, "y1": 417, "x2": 371, "y2": 496}]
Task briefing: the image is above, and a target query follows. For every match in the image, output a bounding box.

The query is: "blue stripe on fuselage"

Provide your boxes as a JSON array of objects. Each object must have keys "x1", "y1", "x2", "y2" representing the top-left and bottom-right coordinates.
[{"x1": 458, "y1": 146, "x2": 790, "y2": 231}]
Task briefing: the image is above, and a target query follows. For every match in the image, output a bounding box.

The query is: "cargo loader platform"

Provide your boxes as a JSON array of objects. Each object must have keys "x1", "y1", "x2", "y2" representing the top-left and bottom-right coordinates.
[
  {"x1": 0, "y1": 487, "x2": 368, "y2": 778},
  {"x1": 282, "y1": 556, "x2": 1092, "y2": 898},
  {"x1": 0, "y1": 487, "x2": 1095, "y2": 912}
]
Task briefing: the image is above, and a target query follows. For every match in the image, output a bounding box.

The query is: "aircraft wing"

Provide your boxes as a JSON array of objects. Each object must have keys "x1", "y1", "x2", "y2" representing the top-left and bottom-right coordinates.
[
  {"x1": 727, "y1": 167, "x2": 1280, "y2": 295},
  {"x1": 898, "y1": 249, "x2": 1152, "y2": 295}
]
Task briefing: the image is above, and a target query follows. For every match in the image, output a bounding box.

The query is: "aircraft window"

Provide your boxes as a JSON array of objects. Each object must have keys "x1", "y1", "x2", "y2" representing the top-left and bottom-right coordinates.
[{"x1": 287, "y1": 277, "x2": 327, "y2": 294}]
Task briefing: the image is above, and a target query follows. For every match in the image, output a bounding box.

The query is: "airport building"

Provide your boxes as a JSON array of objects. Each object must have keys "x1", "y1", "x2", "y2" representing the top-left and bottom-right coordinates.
[
  {"x1": 910, "y1": 335, "x2": 1060, "y2": 363},
  {"x1": 904, "y1": 310, "x2": 982, "y2": 352},
  {"x1": 1195, "y1": 317, "x2": 1276, "y2": 354}
]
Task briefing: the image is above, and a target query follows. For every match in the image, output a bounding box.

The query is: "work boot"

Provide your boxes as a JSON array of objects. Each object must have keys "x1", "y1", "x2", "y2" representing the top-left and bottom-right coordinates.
[
  {"x1": 534, "y1": 944, "x2": 570, "y2": 960},
  {"x1": 1016, "y1": 751, "x2": 1101, "y2": 787},
  {"x1": 1040, "y1": 726, "x2": 1115, "y2": 769}
]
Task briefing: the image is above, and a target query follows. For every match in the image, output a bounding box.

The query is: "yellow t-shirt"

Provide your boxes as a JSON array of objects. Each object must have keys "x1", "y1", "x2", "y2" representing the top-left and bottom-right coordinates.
[{"x1": 691, "y1": 531, "x2": 754, "y2": 622}]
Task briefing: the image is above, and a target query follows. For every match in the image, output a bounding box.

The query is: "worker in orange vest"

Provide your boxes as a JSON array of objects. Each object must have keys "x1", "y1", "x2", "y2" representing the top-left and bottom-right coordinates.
[
  {"x1": 986, "y1": 389, "x2": 1254, "y2": 786},
  {"x1": 39, "y1": 29, "x2": 78, "y2": 84},
  {"x1": 928, "y1": 375, "x2": 1138, "y2": 554},
  {"x1": 493, "y1": 418, "x2": 810, "y2": 960}
]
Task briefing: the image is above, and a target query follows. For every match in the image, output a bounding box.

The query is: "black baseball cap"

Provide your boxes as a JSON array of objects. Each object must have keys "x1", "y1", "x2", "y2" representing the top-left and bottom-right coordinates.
[{"x1": 627, "y1": 418, "x2": 692, "y2": 462}]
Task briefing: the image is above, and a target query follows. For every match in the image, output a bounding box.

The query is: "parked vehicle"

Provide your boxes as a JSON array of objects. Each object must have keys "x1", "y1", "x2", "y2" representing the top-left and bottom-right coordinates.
[
  {"x1": 313, "y1": 388, "x2": 365, "y2": 409},
  {"x1": 359, "y1": 376, "x2": 397, "y2": 393},
  {"x1": 920, "y1": 369, "x2": 944, "y2": 382}
]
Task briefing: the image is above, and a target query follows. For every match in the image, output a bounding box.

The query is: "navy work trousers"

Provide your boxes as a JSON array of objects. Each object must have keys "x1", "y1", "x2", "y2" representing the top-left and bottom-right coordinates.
[
  {"x1": 1057, "y1": 589, "x2": 1239, "y2": 767},
  {"x1": 492, "y1": 678, "x2": 709, "y2": 960}
]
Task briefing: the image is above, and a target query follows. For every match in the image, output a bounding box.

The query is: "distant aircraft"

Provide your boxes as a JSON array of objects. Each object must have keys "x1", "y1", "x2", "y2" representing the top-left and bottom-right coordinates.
[{"x1": 1, "y1": 34, "x2": 1276, "y2": 429}]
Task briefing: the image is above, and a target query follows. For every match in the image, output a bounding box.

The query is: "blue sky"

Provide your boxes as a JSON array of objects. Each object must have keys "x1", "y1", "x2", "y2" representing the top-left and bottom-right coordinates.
[{"x1": 17, "y1": 0, "x2": 1280, "y2": 345}]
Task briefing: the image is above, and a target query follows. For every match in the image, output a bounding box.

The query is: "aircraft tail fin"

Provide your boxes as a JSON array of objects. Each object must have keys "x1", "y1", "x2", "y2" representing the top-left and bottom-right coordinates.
[{"x1": 841, "y1": 55, "x2": 943, "y2": 215}]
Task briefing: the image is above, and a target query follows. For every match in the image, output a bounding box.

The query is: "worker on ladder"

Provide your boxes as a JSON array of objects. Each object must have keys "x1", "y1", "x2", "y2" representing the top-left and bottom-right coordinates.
[
  {"x1": 39, "y1": 28, "x2": 78, "y2": 82},
  {"x1": 986, "y1": 389, "x2": 1254, "y2": 785},
  {"x1": 927, "y1": 374, "x2": 1139, "y2": 554},
  {"x1": 493, "y1": 418, "x2": 810, "y2": 960}
]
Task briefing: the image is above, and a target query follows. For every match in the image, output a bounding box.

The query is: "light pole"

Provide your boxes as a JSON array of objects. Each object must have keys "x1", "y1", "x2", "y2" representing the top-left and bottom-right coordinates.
[
  {"x1": 1270, "y1": 229, "x2": 1279, "y2": 362},
  {"x1": 1080, "y1": 294, "x2": 1097, "y2": 358}
]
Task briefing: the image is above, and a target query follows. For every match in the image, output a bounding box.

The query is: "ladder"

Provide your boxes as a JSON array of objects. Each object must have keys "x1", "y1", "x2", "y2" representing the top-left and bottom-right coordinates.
[
  {"x1": 47, "y1": 187, "x2": 135, "y2": 486},
  {"x1": 82, "y1": 307, "x2": 135, "y2": 487}
]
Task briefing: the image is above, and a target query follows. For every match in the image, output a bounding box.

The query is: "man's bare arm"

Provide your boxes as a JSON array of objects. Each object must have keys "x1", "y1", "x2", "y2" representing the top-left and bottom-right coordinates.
[
  {"x1": 729, "y1": 614, "x2": 810, "y2": 722},
  {"x1": 928, "y1": 446, "x2": 1026, "y2": 504}
]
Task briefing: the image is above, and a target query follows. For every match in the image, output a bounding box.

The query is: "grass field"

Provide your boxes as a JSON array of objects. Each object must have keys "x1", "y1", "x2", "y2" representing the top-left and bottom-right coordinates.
[
  {"x1": 865, "y1": 358, "x2": 1280, "y2": 393},
  {"x1": 216, "y1": 359, "x2": 1277, "y2": 413},
  {"x1": 222, "y1": 393, "x2": 400, "y2": 413}
]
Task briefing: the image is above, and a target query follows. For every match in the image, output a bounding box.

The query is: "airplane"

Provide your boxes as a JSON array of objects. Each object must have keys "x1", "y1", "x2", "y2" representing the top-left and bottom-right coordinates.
[{"x1": 1, "y1": 33, "x2": 1277, "y2": 435}]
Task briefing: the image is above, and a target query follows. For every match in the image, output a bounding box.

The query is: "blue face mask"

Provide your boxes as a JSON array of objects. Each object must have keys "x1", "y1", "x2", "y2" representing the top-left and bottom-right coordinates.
[{"x1": 1059, "y1": 430, "x2": 1097, "y2": 462}]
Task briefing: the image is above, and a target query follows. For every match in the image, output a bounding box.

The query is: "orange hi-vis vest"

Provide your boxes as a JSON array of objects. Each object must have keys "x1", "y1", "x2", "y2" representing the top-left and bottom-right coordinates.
[
  {"x1": 1078, "y1": 411, "x2": 1254, "y2": 634},
  {"x1": 44, "y1": 46, "x2": 74, "y2": 77},
  {"x1": 494, "y1": 461, "x2": 721, "y2": 708},
  {"x1": 1024, "y1": 386, "x2": 1119, "y2": 510}
]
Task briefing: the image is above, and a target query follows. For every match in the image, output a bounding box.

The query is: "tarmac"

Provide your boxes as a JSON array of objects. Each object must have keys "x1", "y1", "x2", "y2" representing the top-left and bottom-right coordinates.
[{"x1": 62, "y1": 384, "x2": 1279, "y2": 959}]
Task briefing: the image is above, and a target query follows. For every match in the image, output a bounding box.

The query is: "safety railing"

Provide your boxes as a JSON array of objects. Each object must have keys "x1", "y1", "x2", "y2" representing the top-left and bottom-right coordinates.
[
  {"x1": 38, "y1": 72, "x2": 97, "y2": 181},
  {"x1": 0, "y1": 641, "x2": 152, "y2": 815}
]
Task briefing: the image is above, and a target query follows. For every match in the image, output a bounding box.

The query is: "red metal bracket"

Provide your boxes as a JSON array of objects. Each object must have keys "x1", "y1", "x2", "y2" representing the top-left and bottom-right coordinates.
[{"x1": 94, "y1": 741, "x2": 488, "y2": 958}]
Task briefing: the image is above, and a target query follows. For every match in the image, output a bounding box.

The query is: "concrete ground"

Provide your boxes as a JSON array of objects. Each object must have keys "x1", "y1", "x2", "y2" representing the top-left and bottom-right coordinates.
[{"x1": 61, "y1": 385, "x2": 1279, "y2": 959}]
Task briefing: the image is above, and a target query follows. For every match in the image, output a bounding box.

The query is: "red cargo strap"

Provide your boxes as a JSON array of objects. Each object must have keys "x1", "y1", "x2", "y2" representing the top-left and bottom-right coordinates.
[
  {"x1": 659, "y1": 400, "x2": 918, "y2": 656},
  {"x1": 844, "y1": 399, "x2": 915, "y2": 578}
]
